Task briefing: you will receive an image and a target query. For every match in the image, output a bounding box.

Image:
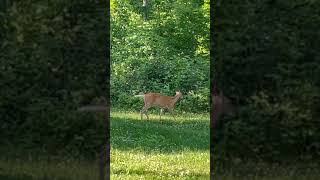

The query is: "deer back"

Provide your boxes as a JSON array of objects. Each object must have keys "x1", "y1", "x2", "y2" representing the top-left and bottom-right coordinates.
[{"x1": 212, "y1": 94, "x2": 235, "y2": 119}]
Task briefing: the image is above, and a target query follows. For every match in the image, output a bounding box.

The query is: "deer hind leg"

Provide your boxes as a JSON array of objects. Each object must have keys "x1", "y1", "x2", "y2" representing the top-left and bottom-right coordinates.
[
  {"x1": 160, "y1": 108, "x2": 164, "y2": 121},
  {"x1": 168, "y1": 108, "x2": 176, "y2": 121},
  {"x1": 140, "y1": 105, "x2": 150, "y2": 120}
]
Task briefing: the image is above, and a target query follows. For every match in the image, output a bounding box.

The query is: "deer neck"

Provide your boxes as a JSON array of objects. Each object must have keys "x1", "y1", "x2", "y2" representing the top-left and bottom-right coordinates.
[{"x1": 172, "y1": 94, "x2": 181, "y2": 104}]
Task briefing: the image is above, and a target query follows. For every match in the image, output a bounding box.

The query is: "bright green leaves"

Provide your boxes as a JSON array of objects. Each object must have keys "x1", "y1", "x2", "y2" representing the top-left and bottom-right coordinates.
[{"x1": 111, "y1": 0, "x2": 210, "y2": 112}]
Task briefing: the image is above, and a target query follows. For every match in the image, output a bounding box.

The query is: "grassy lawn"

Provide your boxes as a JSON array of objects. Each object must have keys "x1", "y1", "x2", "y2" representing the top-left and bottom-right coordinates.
[
  {"x1": 2, "y1": 109, "x2": 319, "y2": 180},
  {"x1": 0, "y1": 157, "x2": 98, "y2": 180},
  {"x1": 214, "y1": 161, "x2": 320, "y2": 180},
  {"x1": 0, "y1": 109, "x2": 210, "y2": 180},
  {"x1": 110, "y1": 109, "x2": 210, "y2": 179}
]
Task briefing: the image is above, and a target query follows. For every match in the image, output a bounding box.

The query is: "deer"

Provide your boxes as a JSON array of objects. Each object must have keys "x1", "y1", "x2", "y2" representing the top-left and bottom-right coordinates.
[
  {"x1": 77, "y1": 96, "x2": 109, "y2": 180},
  {"x1": 134, "y1": 91, "x2": 183, "y2": 120},
  {"x1": 212, "y1": 91, "x2": 236, "y2": 128}
]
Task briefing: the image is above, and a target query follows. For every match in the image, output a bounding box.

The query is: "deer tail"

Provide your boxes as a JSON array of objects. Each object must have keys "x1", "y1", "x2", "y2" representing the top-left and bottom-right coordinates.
[
  {"x1": 134, "y1": 92, "x2": 145, "y2": 98},
  {"x1": 134, "y1": 95, "x2": 145, "y2": 98}
]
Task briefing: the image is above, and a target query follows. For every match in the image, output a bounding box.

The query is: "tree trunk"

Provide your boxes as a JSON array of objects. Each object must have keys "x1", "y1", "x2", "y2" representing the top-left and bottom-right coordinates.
[{"x1": 142, "y1": 0, "x2": 148, "y2": 21}]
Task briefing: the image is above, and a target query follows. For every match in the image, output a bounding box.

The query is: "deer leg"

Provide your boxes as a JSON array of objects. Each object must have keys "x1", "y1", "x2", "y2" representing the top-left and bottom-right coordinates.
[
  {"x1": 160, "y1": 108, "x2": 164, "y2": 120},
  {"x1": 140, "y1": 105, "x2": 150, "y2": 120},
  {"x1": 169, "y1": 109, "x2": 176, "y2": 121},
  {"x1": 98, "y1": 149, "x2": 105, "y2": 180},
  {"x1": 140, "y1": 107, "x2": 145, "y2": 120}
]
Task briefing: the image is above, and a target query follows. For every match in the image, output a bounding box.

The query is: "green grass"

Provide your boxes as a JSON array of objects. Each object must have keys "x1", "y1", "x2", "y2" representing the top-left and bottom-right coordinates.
[
  {"x1": 110, "y1": 109, "x2": 210, "y2": 179},
  {"x1": 214, "y1": 161, "x2": 320, "y2": 180},
  {"x1": 0, "y1": 109, "x2": 210, "y2": 180},
  {"x1": 0, "y1": 157, "x2": 98, "y2": 180},
  {"x1": 2, "y1": 109, "x2": 319, "y2": 180}
]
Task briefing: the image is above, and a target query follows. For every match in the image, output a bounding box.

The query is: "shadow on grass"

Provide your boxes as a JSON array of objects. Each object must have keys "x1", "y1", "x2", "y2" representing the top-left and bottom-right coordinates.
[
  {"x1": 0, "y1": 174, "x2": 33, "y2": 180},
  {"x1": 110, "y1": 116, "x2": 210, "y2": 153},
  {"x1": 0, "y1": 174, "x2": 69, "y2": 180}
]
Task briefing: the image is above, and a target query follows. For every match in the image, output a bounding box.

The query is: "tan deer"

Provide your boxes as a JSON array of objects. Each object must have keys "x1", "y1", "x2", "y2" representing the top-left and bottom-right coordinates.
[
  {"x1": 211, "y1": 92, "x2": 236, "y2": 126},
  {"x1": 77, "y1": 96, "x2": 109, "y2": 180},
  {"x1": 135, "y1": 91, "x2": 183, "y2": 120},
  {"x1": 212, "y1": 93, "x2": 235, "y2": 117}
]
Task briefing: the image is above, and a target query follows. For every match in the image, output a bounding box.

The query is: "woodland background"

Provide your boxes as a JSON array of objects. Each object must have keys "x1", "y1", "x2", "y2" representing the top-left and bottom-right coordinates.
[
  {"x1": 212, "y1": 0, "x2": 320, "y2": 164},
  {"x1": 0, "y1": 0, "x2": 108, "y2": 159},
  {"x1": 110, "y1": 0, "x2": 210, "y2": 113}
]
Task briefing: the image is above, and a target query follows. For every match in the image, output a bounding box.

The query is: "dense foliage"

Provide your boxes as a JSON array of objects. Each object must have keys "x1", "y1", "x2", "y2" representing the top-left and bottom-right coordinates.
[
  {"x1": 213, "y1": 0, "x2": 320, "y2": 162},
  {"x1": 0, "y1": 0, "x2": 108, "y2": 158},
  {"x1": 2, "y1": 0, "x2": 319, "y2": 169},
  {"x1": 111, "y1": 0, "x2": 210, "y2": 113}
]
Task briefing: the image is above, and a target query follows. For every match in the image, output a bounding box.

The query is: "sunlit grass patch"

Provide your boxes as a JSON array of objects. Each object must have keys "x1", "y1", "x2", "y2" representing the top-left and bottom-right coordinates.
[
  {"x1": 110, "y1": 109, "x2": 210, "y2": 179},
  {"x1": 111, "y1": 108, "x2": 209, "y2": 121},
  {"x1": 111, "y1": 149, "x2": 209, "y2": 179}
]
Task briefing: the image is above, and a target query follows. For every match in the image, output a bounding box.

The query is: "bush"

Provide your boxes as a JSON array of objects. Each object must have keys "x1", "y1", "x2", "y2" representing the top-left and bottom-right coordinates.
[{"x1": 111, "y1": 0, "x2": 210, "y2": 112}]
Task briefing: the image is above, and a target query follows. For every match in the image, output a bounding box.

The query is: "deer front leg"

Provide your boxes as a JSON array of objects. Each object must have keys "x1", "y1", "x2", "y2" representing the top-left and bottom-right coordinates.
[
  {"x1": 168, "y1": 108, "x2": 176, "y2": 121},
  {"x1": 145, "y1": 111, "x2": 149, "y2": 120}
]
